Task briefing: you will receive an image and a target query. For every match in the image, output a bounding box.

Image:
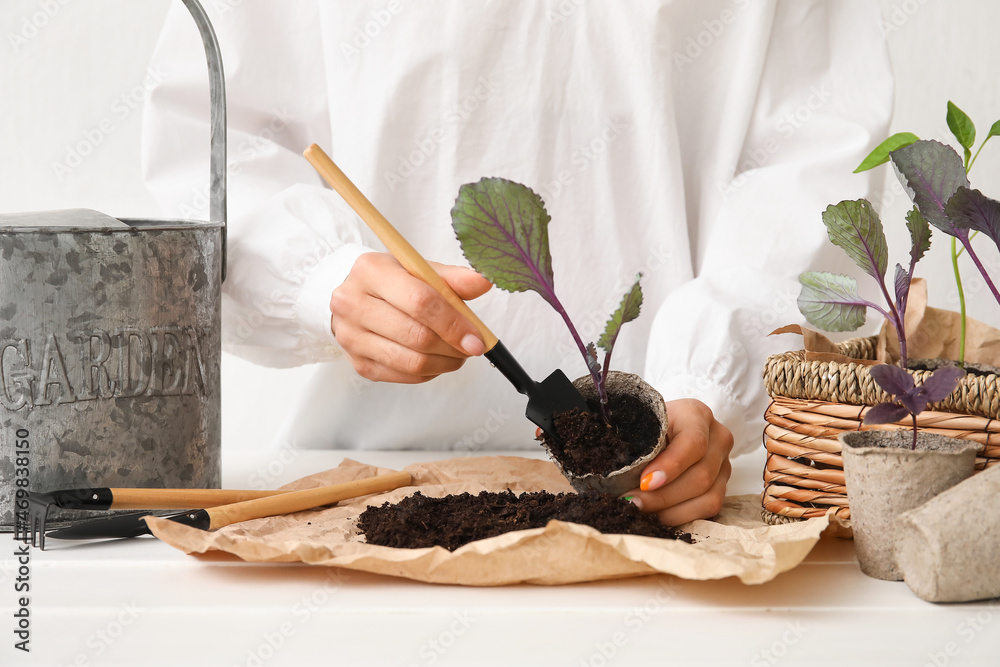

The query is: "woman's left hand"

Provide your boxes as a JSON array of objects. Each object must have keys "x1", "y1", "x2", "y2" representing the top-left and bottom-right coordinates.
[{"x1": 625, "y1": 398, "x2": 733, "y2": 526}]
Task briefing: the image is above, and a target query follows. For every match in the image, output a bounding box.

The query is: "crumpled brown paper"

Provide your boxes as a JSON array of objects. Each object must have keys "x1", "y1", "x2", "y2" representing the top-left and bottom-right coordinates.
[
  {"x1": 146, "y1": 456, "x2": 828, "y2": 586},
  {"x1": 773, "y1": 279, "x2": 1000, "y2": 367}
]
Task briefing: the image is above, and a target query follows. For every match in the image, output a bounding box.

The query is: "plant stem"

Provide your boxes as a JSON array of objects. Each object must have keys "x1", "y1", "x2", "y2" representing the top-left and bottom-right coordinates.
[
  {"x1": 877, "y1": 275, "x2": 908, "y2": 368},
  {"x1": 600, "y1": 351, "x2": 614, "y2": 423},
  {"x1": 951, "y1": 237, "x2": 968, "y2": 366},
  {"x1": 967, "y1": 135, "x2": 992, "y2": 173},
  {"x1": 911, "y1": 413, "x2": 918, "y2": 450},
  {"x1": 959, "y1": 234, "x2": 1000, "y2": 306},
  {"x1": 548, "y1": 298, "x2": 608, "y2": 419}
]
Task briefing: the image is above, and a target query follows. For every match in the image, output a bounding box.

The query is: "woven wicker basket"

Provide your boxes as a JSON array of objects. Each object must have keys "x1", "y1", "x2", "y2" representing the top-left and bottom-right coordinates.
[{"x1": 761, "y1": 336, "x2": 1000, "y2": 533}]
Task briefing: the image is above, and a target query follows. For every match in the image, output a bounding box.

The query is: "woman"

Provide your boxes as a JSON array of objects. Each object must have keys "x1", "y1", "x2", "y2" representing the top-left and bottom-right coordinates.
[{"x1": 143, "y1": 0, "x2": 892, "y2": 524}]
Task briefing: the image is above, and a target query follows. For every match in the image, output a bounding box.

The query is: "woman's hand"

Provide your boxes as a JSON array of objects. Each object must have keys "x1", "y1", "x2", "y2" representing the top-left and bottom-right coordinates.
[
  {"x1": 330, "y1": 252, "x2": 492, "y2": 383},
  {"x1": 626, "y1": 398, "x2": 733, "y2": 525}
]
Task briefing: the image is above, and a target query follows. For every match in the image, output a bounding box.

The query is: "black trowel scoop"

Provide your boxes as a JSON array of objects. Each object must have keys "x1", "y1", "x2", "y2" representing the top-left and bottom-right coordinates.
[{"x1": 304, "y1": 144, "x2": 588, "y2": 437}]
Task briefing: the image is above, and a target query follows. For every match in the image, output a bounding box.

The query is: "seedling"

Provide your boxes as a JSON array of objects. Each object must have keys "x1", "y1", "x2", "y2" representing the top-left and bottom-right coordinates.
[
  {"x1": 797, "y1": 198, "x2": 929, "y2": 369},
  {"x1": 450, "y1": 177, "x2": 643, "y2": 423},
  {"x1": 855, "y1": 102, "x2": 1000, "y2": 364},
  {"x1": 862, "y1": 364, "x2": 966, "y2": 450}
]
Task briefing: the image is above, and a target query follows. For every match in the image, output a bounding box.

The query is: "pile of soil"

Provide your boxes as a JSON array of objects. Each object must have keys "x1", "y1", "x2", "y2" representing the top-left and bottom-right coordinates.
[
  {"x1": 358, "y1": 490, "x2": 692, "y2": 551},
  {"x1": 540, "y1": 393, "x2": 660, "y2": 476}
]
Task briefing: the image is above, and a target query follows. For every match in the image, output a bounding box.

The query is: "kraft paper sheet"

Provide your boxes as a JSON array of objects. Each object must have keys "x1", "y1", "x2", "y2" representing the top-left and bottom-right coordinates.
[{"x1": 146, "y1": 456, "x2": 827, "y2": 586}]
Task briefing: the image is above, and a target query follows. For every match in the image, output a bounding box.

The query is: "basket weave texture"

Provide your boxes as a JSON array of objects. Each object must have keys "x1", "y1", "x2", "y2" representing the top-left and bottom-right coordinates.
[{"x1": 761, "y1": 336, "x2": 1000, "y2": 528}]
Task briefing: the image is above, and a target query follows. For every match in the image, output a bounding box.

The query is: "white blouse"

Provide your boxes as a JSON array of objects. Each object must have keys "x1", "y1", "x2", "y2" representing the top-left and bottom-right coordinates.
[{"x1": 142, "y1": 0, "x2": 893, "y2": 455}]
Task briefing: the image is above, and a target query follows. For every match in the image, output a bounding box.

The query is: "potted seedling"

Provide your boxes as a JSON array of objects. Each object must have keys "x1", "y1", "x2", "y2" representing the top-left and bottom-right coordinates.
[
  {"x1": 761, "y1": 102, "x2": 1000, "y2": 531},
  {"x1": 840, "y1": 363, "x2": 977, "y2": 580},
  {"x1": 451, "y1": 177, "x2": 666, "y2": 496},
  {"x1": 854, "y1": 102, "x2": 1000, "y2": 366}
]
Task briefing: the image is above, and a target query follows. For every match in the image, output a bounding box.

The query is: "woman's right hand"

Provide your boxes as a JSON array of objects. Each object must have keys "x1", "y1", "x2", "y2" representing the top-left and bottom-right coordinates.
[{"x1": 329, "y1": 252, "x2": 493, "y2": 383}]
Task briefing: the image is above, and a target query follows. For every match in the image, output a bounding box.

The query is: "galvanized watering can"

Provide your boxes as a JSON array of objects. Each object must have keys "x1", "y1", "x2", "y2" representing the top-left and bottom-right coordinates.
[{"x1": 0, "y1": 0, "x2": 226, "y2": 528}]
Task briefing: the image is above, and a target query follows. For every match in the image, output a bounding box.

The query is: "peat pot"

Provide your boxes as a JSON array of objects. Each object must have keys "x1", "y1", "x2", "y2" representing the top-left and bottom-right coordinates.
[
  {"x1": 544, "y1": 371, "x2": 668, "y2": 497},
  {"x1": 0, "y1": 0, "x2": 227, "y2": 529},
  {"x1": 840, "y1": 430, "x2": 977, "y2": 581},
  {"x1": 895, "y1": 463, "x2": 1000, "y2": 603}
]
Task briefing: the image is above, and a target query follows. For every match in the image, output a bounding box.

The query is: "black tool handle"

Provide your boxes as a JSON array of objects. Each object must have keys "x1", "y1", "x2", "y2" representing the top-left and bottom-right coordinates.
[
  {"x1": 166, "y1": 509, "x2": 212, "y2": 531},
  {"x1": 50, "y1": 488, "x2": 115, "y2": 510},
  {"x1": 484, "y1": 341, "x2": 539, "y2": 396}
]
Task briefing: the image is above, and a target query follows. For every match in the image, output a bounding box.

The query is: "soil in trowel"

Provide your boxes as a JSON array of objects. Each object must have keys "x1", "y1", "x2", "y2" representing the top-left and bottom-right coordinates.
[
  {"x1": 541, "y1": 393, "x2": 660, "y2": 476},
  {"x1": 357, "y1": 490, "x2": 693, "y2": 551}
]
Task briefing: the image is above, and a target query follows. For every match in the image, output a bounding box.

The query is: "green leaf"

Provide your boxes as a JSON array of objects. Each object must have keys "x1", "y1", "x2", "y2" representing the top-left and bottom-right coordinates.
[
  {"x1": 890, "y1": 140, "x2": 970, "y2": 234},
  {"x1": 597, "y1": 274, "x2": 643, "y2": 354},
  {"x1": 450, "y1": 177, "x2": 558, "y2": 308},
  {"x1": 988, "y1": 120, "x2": 1000, "y2": 140},
  {"x1": 854, "y1": 132, "x2": 919, "y2": 173},
  {"x1": 821, "y1": 200, "x2": 888, "y2": 282},
  {"x1": 905, "y1": 206, "x2": 932, "y2": 265},
  {"x1": 946, "y1": 101, "x2": 976, "y2": 149},
  {"x1": 797, "y1": 272, "x2": 871, "y2": 332}
]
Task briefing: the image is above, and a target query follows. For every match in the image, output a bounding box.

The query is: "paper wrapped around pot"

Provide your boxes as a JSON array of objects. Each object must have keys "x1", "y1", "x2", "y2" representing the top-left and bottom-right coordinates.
[
  {"x1": 145, "y1": 456, "x2": 829, "y2": 586},
  {"x1": 895, "y1": 463, "x2": 1000, "y2": 602}
]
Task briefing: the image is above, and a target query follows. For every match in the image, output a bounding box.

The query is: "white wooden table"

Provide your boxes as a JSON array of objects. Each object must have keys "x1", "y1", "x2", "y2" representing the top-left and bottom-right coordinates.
[{"x1": 3, "y1": 448, "x2": 998, "y2": 667}]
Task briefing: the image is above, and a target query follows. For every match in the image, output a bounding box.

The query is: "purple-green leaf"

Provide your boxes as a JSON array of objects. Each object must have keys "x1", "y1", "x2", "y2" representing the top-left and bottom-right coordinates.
[
  {"x1": 854, "y1": 132, "x2": 919, "y2": 173},
  {"x1": 863, "y1": 402, "x2": 910, "y2": 425},
  {"x1": 920, "y1": 365, "x2": 966, "y2": 403},
  {"x1": 890, "y1": 140, "x2": 970, "y2": 235},
  {"x1": 893, "y1": 263, "x2": 909, "y2": 313},
  {"x1": 797, "y1": 272, "x2": 873, "y2": 332},
  {"x1": 451, "y1": 177, "x2": 558, "y2": 308},
  {"x1": 944, "y1": 187, "x2": 1000, "y2": 253},
  {"x1": 821, "y1": 200, "x2": 888, "y2": 282},
  {"x1": 905, "y1": 206, "x2": 932, "y2": 265},
  {"x1": 597, "y1": 274, "x2": 643, "y2": 354},
  {"x1": 869, "y1": 363, "x2": 915, "y2": 398}
]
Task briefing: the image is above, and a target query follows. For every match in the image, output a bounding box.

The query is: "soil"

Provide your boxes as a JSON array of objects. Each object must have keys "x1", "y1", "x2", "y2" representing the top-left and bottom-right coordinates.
[
  {"x1": 539, "y1": 393, "x2": 660, "y2": 476},
  {"x1": 357, "y1": 490, "x2": 693, "y2": 551},
  {"x1": 909, "y1": 358, "x2": 1000, "y2": 379}
]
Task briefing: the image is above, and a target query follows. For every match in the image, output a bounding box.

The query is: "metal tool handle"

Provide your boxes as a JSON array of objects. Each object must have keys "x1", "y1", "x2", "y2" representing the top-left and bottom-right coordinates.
[{"x1": 180, "y1": 0, "x2": 228, "y2": 280}]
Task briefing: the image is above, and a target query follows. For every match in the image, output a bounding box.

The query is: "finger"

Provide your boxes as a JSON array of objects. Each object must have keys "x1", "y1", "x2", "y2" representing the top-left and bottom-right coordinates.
[
  {"x1": 432, "y1": 262, "x2": 493, "y2": 301},
  {"x1": 654, "y1": 458, "x2": 731, "y2": 526},
  {"x1": 636, "y1": 404, "x2": 713, "y2": 494},
  {"x1": 346, "y1": 355, "x2": 447, "y2": 384},
  {"x1": 374, "y1": 264, "x2": 486, "y2": 357},
  {"x1": 627, "y1": 423, "x2": 731, "y2": 513},
  {"x1": 639, "y1": 400, "x2": 736, "y2": 492},
  {"x1": 340, "y1": 326, "x2": 467, "y2": 380},
  {"x1": 356, "y1": 295, "x2": 468, "y2": 358}
]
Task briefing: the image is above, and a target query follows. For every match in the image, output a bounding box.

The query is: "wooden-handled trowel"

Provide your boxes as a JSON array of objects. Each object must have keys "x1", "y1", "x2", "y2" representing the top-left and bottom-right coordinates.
[{"x1": 303, "y1": 144, "x2": 588, "y2": 437}]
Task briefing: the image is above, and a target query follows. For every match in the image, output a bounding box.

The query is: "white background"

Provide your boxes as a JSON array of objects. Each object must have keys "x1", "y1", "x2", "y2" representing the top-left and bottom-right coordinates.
[{"x1": 2, "y1": 0, "x2": 999, "y2": 454}]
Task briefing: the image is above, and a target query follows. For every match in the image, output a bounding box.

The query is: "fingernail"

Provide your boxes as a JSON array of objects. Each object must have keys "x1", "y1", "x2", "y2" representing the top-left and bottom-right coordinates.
[
  {"x1": 625, "y1": 496, "x2": 643, "y2": 510},
  {"x1": 461, "y1": 334, "x2": 485, "y2": 356},
  {"x1": 640, "y1": 470, "x2": 667, "y2": 492}
]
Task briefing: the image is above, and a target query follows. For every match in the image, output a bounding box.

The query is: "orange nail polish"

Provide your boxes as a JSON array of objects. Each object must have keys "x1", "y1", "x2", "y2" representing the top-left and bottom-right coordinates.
[{"x1": 640, "y1": 470, "x2": 666, "y2": 492}]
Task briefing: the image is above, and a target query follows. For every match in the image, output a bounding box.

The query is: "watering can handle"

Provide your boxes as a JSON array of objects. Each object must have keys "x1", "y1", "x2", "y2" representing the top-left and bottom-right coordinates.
[{"x1": 180, "y1": 0, "x2": 227, "y2": 281}]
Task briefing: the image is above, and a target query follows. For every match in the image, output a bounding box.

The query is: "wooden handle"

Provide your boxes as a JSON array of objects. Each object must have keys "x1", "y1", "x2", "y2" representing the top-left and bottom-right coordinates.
[
  {"x1": 303, "y1": 143, "x2": 499, "y2": 351},
  {"x1": 205, "y1": 471, "x2": 412, "y2": 530},
  {"x1": 108, "y1": 488, "x2": 289, "y2": 510}
]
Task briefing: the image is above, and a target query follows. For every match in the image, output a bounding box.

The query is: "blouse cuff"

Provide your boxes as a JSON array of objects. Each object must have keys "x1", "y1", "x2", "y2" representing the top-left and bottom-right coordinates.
[
  {"x1": 295, "y1": 242, "x2": 373, "y2": 359},
  {"x1": 652, "y1": 374, "x2": 758, "y2": 458}
]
